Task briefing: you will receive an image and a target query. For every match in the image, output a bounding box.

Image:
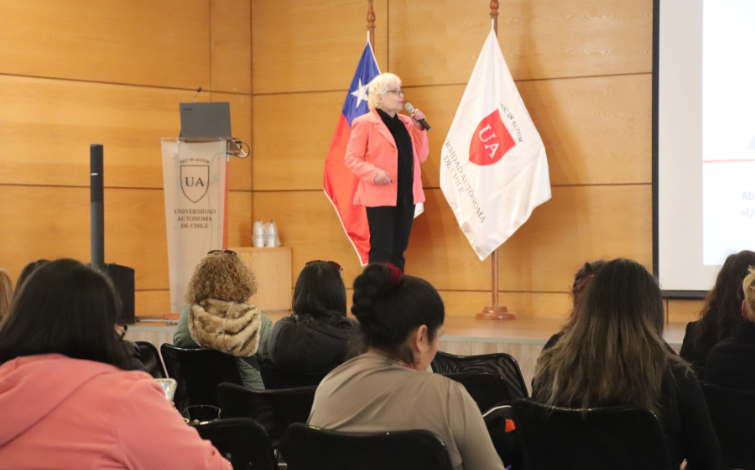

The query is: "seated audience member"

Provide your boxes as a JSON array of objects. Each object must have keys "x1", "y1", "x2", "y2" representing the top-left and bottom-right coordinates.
[
  {"x1": 680, "y1": 250, "x2": 755, "y2": 377},
  {"x1": 14, "y1": 258, "x2": 145, "y2": 372},
  {"x1": 0, "y1": 259, "x2": 231, "y2": 469},
  {"x1": 542, "y1": 260, "x2": 605, "y2": 350},
  {"x1": 174, "y1": 250, "x2": 272, "y2": 389},
  {"x1": 0, "y1": 269, "x2": 12, "y2": 323},
  {"x1": 308, "y1": 263, "x2": 506, "y2": 470},
  {"x1": 15, "y1": 259, "x2": 49, "y2": 294},
  {"x1": 267, "y1": 260, "x2": 358, "y2": 373},
  {"x1": 532, "y1": 258, "x2": 720, "y2": 470},
  {"x1": 705, "y1": 267, "x2": 755, "y2": 389}
]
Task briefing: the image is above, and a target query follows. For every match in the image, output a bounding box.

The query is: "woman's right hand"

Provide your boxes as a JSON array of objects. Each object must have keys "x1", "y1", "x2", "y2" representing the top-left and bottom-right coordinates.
[{"x1": 374, "y1": 170, "x2": 392, "y2": 185}]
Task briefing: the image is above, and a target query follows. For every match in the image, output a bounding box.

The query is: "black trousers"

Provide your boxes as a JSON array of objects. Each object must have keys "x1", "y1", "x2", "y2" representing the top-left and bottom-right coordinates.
[{"x1": 366, "y1": 201, "x2": 415, "y2": 272}]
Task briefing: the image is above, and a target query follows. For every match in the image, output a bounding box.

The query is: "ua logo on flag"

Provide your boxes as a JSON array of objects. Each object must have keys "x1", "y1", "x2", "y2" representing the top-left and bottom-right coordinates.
[
  {"x1": 180, "y1": 164, "x2": 209, "y2": 203},
  {"x1": 469, "y1": 110, "x2": 516, "y2": 166}
]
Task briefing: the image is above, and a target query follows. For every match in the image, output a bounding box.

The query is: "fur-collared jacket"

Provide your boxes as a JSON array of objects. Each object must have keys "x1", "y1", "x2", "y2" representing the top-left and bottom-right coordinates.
[
  {"x1": 174, "y1": 302, "x2": 272, "y2": 389},
  {"x1": 188, "y1": 299, "x2": 263, "y2": 357}
]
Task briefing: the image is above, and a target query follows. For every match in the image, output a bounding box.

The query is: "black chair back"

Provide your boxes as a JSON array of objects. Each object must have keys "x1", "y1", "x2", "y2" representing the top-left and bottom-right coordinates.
[
  {"x1": 160, "y1": 344, "x2": 244, "y2": 412},
  {"x1": 511, "y1": 399, "x2": 669, "y2": 470},
  {"x1": 283, "y1": 422, "x2": 454, "y2": 470},
  {"x1": 260, "y1": 362, "x2": 327, "y2": 389},
  {"x1": 190, "y1": 418, "x2": 279, "y2": 470},
  {"x1": 217, "y1": 382, "x2": 316, "y2": 448},
  {"x1": 431, "y1": 351, "x2": 528, "y2": 398},
  {"x1": 444, "y1": 372, "x2": 512, "y2": 412},
  {"x1": 134, "y1": 341, "x2": 167, "y2": 378},
  {"x1": 702, "y1": 383, "x2": 755, "y2": 470}
]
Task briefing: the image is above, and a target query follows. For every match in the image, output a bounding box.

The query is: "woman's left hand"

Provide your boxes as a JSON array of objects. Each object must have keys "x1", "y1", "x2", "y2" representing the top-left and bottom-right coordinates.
[{"x1": 410, "y1": 109, "x2": 426, "y2": 130}]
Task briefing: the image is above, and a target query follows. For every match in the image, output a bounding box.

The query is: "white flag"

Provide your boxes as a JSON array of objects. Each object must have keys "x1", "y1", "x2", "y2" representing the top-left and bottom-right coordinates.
[{"x1": 441, "y1": 28, "x2": 551, "y2": 260}]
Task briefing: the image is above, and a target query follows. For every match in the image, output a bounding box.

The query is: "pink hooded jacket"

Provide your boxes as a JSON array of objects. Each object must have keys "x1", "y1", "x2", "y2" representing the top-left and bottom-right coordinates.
[{"x1": 0, "y1": 354, "x2": 231, "y2": 470}]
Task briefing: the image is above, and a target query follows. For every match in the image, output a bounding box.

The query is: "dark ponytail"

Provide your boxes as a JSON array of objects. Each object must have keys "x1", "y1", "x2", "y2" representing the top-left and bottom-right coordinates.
[{"x1": 351, "y1": 263, "x2": 444, "y2": 364}]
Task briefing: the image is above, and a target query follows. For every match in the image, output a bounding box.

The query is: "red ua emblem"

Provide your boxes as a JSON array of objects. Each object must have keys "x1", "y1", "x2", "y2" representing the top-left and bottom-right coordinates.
[{"x1": 469, "y1": 110, "x2": 516, "y2": 166}]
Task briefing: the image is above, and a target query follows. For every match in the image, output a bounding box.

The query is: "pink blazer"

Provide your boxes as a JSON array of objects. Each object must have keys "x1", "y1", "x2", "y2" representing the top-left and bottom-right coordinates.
[{"x1": 345, "y1": 109, "x2": 429, "y2": 207}]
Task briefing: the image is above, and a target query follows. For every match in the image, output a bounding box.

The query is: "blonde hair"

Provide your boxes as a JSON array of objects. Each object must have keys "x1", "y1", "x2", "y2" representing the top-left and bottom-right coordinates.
[
  {"x1": 742, "y1": 268, "x2": 755, "y2": 321},
  {"x1": 0, "y1": 270, "x2": 13, "y2": 322},
  {"x1": 368, "y1": 73, "x2": 401, "y2": 110},
  {"x1": 185, "y1": 253, "x2": 257, "y2": 304}
]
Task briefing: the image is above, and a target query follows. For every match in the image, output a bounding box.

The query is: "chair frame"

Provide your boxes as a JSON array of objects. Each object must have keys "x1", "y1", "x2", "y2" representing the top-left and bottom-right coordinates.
[{"x1": 283, "y1": 422, "x2": 454, "y2": 470}]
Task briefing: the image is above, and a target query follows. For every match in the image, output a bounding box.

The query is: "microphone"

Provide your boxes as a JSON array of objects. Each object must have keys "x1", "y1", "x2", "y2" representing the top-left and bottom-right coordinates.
[
  {"x1": 192, "y1": 87, "x2": 202, "y2": 102},
  {"x1": 405, "y1": 103, "x2": 431, "y2": 131}
]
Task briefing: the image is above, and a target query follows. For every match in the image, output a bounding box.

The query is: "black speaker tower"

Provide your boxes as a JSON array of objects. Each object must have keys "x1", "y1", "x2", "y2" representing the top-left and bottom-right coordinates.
[{"x1": 90, "y1": 144, "x2": 135, "y2": 325}]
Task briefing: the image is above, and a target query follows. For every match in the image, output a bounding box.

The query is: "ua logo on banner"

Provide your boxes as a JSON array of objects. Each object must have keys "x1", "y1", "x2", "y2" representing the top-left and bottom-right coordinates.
[
  {"x1": 180, "y1": 165, "x2": 209, "y2": 203},
  {"x1": 469, "y1": 110, "x2": 516, "y2": 166}
]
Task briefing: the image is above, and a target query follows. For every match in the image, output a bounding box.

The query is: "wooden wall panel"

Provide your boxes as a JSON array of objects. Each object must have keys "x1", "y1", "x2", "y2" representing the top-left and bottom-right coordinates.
[
  {"x1": 668, "y1": 299, "x2": 704, "y2": 323},
  {"x1": 210, "y1": 0, "x2": 252, "y2": 94},
  {"x1": 0, "y1": 186, "x2": 167, "y2": 289},
  {"x1": 252, "y1": 0, "x2": 388, "y2": 94},
  {"x1": 253, "y1": 185, "x2": 651, "y2": 297},
  {"x1": 389, "y1": 0, "x2": 652, "y2": 86},
  {"x1": 228, "y1": 190, "x2": 253, "y2": 247},
  {"x1": 135, "y1": 290, "x2": 171, "y2": 316},
  {"x1": 519, "y1": 74, "x2": 651, "y2": 186},
  {"x1": 0, "y1": 76, "x2": 253, "y2": 191},
  {"x1": 253, "y1": 91, "x2": 345, "y2": 190},
  {"x1": 214, "y1": 92, "x2": 253, "y2": 191},
  {"x1": 0, "y1": 0, "x2": 210, "y2": 89},
  {"x1": 498, "y1": 184, "x2": 652, "y2": 292},
  {"x1": 0, "y1": 75, "x2": 205, "y2": 189},
  {"x1": 253, "y1": 190, "x2": 366, "y2": 289},
  {"x1": 441, "y1": 290, "x2": 572, "y2": 318},
  {"x1": 410, "y1": 74, "x2": 650, "y2": 188},
  {"x1": 1, "y1": 186, "x2": 252, "y2": 291},
  {"x1": 252, "y1": 73, "x2": 650, "y2": 192}
]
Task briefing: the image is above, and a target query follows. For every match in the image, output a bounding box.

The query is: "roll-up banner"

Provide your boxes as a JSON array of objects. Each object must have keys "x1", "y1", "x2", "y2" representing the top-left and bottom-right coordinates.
[{"x1": 161, "y1": 139, "x2": 227, "y2": 313}]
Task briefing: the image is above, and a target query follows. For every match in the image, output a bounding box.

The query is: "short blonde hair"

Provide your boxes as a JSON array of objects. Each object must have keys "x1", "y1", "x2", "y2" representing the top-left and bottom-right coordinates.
[
  {"x1": 185, "y1": 252, "x2": 257, "y2": 304},
  {"x1": 742, "y1": 268, "x2": 755, "y2": 321},
  {"x1": 0, "y1": 269, "x2": 12, "y2": 322},
  {"x1": 368, "y1": 73, "x2": 401, "y2": 110}
]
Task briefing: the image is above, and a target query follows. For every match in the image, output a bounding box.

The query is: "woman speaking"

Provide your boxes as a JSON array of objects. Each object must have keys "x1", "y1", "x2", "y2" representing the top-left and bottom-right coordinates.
[{"x1": 345, "y1": 73, "x2": 428, "y2": 272}]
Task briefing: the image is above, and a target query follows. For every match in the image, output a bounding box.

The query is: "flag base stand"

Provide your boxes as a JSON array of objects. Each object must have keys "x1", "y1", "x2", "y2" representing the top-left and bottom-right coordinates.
[{"x1": 476, "y1": 305, "x2": 516, "y2": 320}]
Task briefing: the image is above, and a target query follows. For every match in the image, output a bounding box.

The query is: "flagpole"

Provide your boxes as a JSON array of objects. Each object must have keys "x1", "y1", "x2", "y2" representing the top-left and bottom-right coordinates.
[
  {"x1": 476, "y1": 0, "x2": 515, "y2": 321},
  {"x1": 367, "y1": 0, "x2": 375, "y2": 49}
]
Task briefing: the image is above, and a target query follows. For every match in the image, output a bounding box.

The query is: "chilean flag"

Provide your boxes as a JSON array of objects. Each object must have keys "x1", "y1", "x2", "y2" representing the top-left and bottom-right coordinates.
[{"x1": 323, "y1": 40, "x2": 381, "y2": 265}]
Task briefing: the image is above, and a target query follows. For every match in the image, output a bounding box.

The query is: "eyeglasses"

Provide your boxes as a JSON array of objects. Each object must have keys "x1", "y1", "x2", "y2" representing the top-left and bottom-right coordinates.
[
  {"x1": 305, "y1": 260, "x2": 343, "y2": 273},
  {"x1": 386, "y1": 88, "x2": 404, "y2": 96},
  {"x1": 208, "y1": 249, "x2": 237, "y2": 257}
]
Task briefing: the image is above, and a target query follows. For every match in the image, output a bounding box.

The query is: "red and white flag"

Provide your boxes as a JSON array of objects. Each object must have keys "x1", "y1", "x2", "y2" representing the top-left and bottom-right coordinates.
[{"x1": 441, "y1": 28, "x2": 551, "y2": 260}]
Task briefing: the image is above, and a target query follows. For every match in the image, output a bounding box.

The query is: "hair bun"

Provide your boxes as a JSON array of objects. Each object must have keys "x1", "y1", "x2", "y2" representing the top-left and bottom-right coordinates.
[{"x1": 351, "y1": 263, "x2": 394, "y2": 324}]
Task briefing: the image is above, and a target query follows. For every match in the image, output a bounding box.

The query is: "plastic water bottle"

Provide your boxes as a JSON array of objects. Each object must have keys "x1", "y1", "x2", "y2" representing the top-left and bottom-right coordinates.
[
  {"x1": 265, "y1": 221, "x2": 281, "y2": 247},
  {"x1": 253, "y1": 221, "x2": 265, "y2": 247}
]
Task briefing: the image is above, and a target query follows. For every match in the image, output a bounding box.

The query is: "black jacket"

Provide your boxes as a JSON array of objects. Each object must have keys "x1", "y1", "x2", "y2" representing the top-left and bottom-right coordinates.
[
  {"x1": 267, "y1": 312, "x2": 359, "y2": 373},
  {"x1": 679, "y1": 320, "x2": 718, "y2": 379},
  {"x1": 537, "y1": 334, "x2": 720, "y2": 470},
  {"x1": 705, "y1": 320, "x2": 755, "y2": 390}
]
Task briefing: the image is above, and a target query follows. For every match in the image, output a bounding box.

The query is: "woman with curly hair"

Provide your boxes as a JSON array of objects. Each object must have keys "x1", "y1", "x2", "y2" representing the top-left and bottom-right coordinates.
[
  {"x1": 680, "y1": 250, "x2": 755, "y2": 377},
  {"x1": 173, "y1": 250, "x2": 272, "y2": 389}
]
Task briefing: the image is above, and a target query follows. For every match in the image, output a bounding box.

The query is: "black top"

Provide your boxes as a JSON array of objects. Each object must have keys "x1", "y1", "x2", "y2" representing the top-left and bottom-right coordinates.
[
  {"x1": 705, "y1": 320, "x2": 755, "y2": 390},
  {"x1": 679, "y1": 320, "x2": 718, "y2": 379},
  {"x1": 377, "y1": 109, "x2": 414, "y2": 205},
  {"x1": 537, "y1": 334, "x2": 720, "y2": 470},
  {"x1": 267, "y1": 312, "x2": 359, "y2": 374}
]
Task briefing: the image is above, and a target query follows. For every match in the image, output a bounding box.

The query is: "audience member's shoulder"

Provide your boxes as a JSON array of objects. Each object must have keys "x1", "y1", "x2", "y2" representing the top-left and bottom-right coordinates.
[{"x1": 684, "y1": 320, "x2": 701, "y2": 335}]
